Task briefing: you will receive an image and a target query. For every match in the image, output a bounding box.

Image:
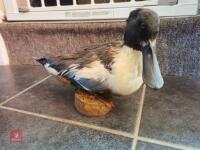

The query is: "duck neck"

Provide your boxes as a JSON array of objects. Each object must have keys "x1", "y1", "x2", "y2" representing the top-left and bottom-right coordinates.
[{"x1": 123, "y1": 32, "x2": 142, "y2": 50}]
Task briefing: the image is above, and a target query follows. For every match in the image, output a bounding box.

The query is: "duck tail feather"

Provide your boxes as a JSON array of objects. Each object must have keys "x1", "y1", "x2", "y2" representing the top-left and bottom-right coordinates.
[{"x1": 35, "y1": 57, "x2": 48, "y2": 66}]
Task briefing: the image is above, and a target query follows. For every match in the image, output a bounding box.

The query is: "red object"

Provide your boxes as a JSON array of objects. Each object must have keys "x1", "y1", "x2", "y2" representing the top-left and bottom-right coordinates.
[{"x1": 9, "y1": 129, "x2": 23, "y2": 144}]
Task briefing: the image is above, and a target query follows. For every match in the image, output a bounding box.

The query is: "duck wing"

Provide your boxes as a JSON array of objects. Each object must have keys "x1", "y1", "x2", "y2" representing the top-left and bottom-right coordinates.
[{"x1": 40, "y1": 41, "x2": 123, "y2": 92}]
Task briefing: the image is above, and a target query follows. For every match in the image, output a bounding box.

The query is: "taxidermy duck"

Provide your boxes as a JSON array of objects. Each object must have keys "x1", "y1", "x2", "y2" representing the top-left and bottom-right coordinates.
[{"x1": 36, "y1": 8, "x2": 164, "y2": 97}]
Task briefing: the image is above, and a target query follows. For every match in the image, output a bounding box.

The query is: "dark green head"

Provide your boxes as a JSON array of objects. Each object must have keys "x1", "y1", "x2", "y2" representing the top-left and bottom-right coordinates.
[{"x1": 124, "y1": 8, "x2": 164, "y2": 89}]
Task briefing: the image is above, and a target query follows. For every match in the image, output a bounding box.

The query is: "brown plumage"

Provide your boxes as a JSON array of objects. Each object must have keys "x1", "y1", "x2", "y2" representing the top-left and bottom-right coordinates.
[{"x1": 44, "y1": 41, "x2": 123, "y2": 72}]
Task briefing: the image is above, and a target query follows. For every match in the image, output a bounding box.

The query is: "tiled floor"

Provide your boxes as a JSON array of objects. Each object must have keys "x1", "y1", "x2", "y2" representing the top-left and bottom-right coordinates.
[
  {"x1": 0, "y1": 65, "x2": 47, "y2": 103},
  {"x1": 0, "y1": 65, "x2": 200, "y2": 150},
  {"x1": 139, "y1": 77, "x2": 200, "y2": 148},
  {"x1": 4, "y1": 77, "x2": 141, "y2": 133}
]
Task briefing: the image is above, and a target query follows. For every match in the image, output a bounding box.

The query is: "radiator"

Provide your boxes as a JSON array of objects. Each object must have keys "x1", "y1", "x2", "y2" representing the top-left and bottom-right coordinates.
[{"x1": 3, "y1": 0, "x2": 198, "y2": 21}]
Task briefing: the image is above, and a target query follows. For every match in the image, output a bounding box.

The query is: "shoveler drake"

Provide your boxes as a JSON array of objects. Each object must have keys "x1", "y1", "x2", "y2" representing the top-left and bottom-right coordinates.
[{"x1": 36, "y1": 8, "x2": 164, "y2": 96}]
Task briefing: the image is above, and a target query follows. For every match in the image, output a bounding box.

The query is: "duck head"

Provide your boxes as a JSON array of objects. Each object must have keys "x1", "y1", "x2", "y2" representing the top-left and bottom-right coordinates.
[{"x1": 124, "y1": 8, "x2": 164, "y2": 89}]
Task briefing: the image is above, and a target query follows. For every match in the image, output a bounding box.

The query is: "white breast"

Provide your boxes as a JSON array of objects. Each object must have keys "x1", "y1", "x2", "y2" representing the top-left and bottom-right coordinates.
[{"x1": 106, "y1": 46, "x2": 143, "y2": 95}]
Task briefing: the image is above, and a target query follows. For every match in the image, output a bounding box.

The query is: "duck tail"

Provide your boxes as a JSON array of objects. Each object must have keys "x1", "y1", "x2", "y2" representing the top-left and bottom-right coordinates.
[
  {"x1": 34, "y1": 57, "x2": 60, "y2": 76},
  {"x1": 35, "y1": 57, "x2": 48, "y2": 66}
]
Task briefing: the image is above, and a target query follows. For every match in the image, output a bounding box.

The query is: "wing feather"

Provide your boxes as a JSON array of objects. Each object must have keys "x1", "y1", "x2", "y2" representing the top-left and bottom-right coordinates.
[
  {"x1": 62, "y1": 61, "x2": 108, "y2": 92},
  {"x1": 43, "y1": 41, "x2": 124, "y2": 92}
]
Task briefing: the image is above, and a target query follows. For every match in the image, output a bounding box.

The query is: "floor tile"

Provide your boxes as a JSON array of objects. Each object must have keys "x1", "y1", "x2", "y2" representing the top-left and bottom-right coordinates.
[
  {"x1": 136, "y1": 142, "x2": 178, "y2": 150},
  {"x1": 0, "y1": 109, "x2": 132, "y2": 150},
  {"x1": 5, "y1": 77, "x2": 141, "y2": 133},
  {"x1": 139, "y1": 77, "x2": 200, "y2": 148},
  {"x1": 0, "y1": 65, "x2": 47, "y2": 103}
]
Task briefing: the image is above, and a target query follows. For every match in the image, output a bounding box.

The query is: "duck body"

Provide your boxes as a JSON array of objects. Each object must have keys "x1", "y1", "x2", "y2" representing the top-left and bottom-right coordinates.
[
  {"x1": 104, "y1": 45, "x2": 143, "y2": 95},
  {"x1": 37, "y1": 42, "x2": 143, "y2": 96}
]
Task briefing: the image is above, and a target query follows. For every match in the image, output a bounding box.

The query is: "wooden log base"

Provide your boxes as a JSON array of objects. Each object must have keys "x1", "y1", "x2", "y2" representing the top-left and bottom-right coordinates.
[{"x1": 75, "y1": 89, "x2": 113, "y2": 117}]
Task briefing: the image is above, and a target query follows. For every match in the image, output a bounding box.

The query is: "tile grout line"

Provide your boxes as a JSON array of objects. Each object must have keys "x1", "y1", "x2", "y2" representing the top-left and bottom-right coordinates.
[
  {"x1": 0, "y1": 75, "x2": 51, "y2": 106},
  {"x1": 138, "y1": 136, "x2": 199, "y2": 150},
  {"x1": 131, "y1": 84, "x2": 146, "y2": 150},
  {"x1": 0, "y1": 105, "x2": 135, "y2": 139}
]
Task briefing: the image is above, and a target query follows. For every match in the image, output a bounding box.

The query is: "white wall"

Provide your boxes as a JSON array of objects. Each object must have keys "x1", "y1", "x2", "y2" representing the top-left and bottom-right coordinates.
[
  {"x1": 0, "y1": 34, "x2": 9, "y2": 65},
  {"x1": 0, "y1": 0, "x2": 5, "y2": 21},
  {"x1": 0, "y1": 1, "x2": 9, "y2": 65}
]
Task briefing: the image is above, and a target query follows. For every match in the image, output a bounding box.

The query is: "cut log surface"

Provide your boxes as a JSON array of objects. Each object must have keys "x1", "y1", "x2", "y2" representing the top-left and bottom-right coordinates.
[{"x1": 75, "y1": 89, "x2": 113, "y2": 117}]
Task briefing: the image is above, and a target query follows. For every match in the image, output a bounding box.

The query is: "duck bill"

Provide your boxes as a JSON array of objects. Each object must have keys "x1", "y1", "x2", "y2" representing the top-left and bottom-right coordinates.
[{"x1": 142, "y1": 41, "x2": 164, "y2": 89}]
